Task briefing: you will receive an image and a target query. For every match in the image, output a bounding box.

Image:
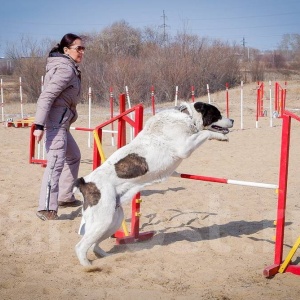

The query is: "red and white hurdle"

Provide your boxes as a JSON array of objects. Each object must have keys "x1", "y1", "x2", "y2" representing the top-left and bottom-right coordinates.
[{"x1": 172, "y1": 110, "x2": 300, "y2": 278}]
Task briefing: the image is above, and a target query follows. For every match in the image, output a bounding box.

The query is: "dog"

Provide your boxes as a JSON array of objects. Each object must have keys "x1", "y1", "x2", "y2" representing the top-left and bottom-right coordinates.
[{"x1": 74, "y1": 101, "x2": 234, "y2": 266}]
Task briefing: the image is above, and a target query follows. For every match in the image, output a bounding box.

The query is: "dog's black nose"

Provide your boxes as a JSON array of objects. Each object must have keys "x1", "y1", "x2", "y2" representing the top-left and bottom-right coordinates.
[{"x1": 230, "y1": 119, "x2": 234, "y2": 124}]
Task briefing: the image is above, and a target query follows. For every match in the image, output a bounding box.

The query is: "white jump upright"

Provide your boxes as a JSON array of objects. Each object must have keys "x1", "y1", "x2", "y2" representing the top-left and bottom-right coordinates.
[
  {"x1": 88, "y1": 87, "x2": 92, "y2": 148},
  {"x1": 19, "y1": 77, "x2": 24, "y2": 119},
  {"x1": 41, "y1": 76, "x2": 44, "y2": 92},
  {"x1": 109, "y1": 87, "x2": 115, "y2": 146},
  {"x1": 1, "y1": 78, "x2": 4, "y2": 122},
  {"x1": 175, "y1": 85, "x2": 179, "y2": 106},
  {"x1": 269, "y1": 81, "x2": 273, "y2": 127},
  {"x1": 125, "y1": 85, "x2": 134, "y2": 141},
  {"x1": 207, "y1": 84, "x2": 211, "y2": 104},
  {"x1": 240, "y1": 81, "x2": 244, "y2": 129}
]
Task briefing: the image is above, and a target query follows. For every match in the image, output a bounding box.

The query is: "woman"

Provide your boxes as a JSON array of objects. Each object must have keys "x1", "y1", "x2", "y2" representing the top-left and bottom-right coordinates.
[{"x1": 34, "y1": 33, "x2": 85, "y2": 220}]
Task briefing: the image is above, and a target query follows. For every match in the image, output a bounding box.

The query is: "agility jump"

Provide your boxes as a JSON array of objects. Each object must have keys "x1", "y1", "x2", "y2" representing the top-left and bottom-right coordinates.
[
  {"x1": 173, "y1": 110, "x2": 300, "y2": 277},
  {"x1": 263, "y1": 110, "x2": 300, "y2": 277}
]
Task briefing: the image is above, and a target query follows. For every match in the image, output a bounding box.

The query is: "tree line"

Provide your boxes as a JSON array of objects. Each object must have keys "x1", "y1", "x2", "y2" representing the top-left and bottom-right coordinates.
[{"x1": 2, "y1": 21, "x2": 300, "y2": 106}]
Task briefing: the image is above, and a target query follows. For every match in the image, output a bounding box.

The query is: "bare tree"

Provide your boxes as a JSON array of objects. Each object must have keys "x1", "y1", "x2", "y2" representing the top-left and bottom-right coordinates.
[
  {"x1": 5, "y1": 24, "x2": 244, "y2": 106},
  {"x1": 5, "y1": 35, "x2": 51, "y2": 102}
]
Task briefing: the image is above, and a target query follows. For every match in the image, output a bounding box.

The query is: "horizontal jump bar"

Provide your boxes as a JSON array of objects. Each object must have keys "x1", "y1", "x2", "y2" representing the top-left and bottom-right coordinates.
[
  {"x1": 69, "y1": 126, "x2": 117, "y2": 133},
  {"x1": 173, "y1": 172, "x2": 278, "y2": 190}
]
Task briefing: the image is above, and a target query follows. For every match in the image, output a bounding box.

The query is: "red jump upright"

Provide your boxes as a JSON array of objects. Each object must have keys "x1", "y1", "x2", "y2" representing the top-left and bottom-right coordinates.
[
  {"x1": 274, "y1": 82, "x2": 287, "y2": 118},
  {"x1": 263, "y1": 110, "x2": 300, "y2": 277}
]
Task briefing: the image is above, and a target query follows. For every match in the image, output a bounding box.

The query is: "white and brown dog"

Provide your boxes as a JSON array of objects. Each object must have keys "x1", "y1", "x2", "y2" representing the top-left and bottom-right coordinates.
[{"x1": 74, "y1": 101, "x2": 234, "y2": 266}]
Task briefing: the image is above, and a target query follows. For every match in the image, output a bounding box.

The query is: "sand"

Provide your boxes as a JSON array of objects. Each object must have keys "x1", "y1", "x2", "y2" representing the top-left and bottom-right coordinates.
[{"x1": 1, "y1": 81, "x2": 300, "y2": 299}]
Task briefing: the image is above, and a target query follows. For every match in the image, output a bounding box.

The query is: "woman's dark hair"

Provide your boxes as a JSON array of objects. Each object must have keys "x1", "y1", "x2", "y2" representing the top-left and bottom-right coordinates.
[{"x1": 49, "y1": 33, "x2": 82, "y2": 54}]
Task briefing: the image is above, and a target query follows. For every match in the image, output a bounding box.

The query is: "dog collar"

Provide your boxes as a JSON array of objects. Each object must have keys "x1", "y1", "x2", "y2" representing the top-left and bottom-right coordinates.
[{"x1": 178, "y1": 105, "x2": 191, "y2": 116}]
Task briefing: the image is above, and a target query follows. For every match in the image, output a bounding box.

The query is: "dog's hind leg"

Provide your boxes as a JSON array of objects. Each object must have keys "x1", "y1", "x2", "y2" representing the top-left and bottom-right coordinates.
[
  {"x1": 76, "y1": 219, "x2": 117, "y2": 266},
  {"x1": 75, "y1": 231, "x2": 99, "y2": 266},
  {"x1": 75, "y1": 184, "x2": 123, "y2": 266},
  {"x1": 92, "y1": 206, "x2": 124, "y2": 258},
  {"x1": 93, "y1": 243, "x2": 110, "y2": 258}
]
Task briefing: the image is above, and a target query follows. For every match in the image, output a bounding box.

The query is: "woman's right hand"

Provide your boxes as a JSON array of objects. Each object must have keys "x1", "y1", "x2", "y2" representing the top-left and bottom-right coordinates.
[{"x1": 33, "y1": 129, "x2": 44, "y2": 143}]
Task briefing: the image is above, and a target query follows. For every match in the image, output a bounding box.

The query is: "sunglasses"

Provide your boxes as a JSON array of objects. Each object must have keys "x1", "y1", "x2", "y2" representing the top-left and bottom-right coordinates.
[{"x1": 69, "y1": 46, "x2": 85, "y2": 53}]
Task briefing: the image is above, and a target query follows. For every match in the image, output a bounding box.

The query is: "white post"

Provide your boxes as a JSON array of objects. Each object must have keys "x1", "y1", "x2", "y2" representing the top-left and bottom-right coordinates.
[
  {"x1": 125, "y1": 86, "x2": 134, "y2": 141},
  {"x1": 175, "y1": 86, "x2": 178, "y2": 106},
  {"x1": 109, "y1": 88, "x2": 115, "y2": 147},
  {"x1": 269, "y1": 81, "x2": 273, "y2": 127},
  {"x1": 38, "y1": 77, "x2": 43, "y2": 158},
  {"x1": 240, "y1": 81, "x2": 244, "y2": 129},
  {"x1": 19, "y1": 77, "x2": 24, "y2": 119},
  {"x1": 88, "y1": 87, "x2": 92, "y2": 148},
  {"x1": 37, "y1": 138, "x2": 41, "y2": 159},
  {"x1": 125, "y1": 86, "x2": 131, "y2": 109},
  {"x1": 41, "y1": 76, "x2": 44, "y2": 92},
  {"x1": 1, "y1": 79, "x2": 4, "y2": 122},
  {"x1": 38, "y1": 75, "x2": 44, "y2": 161},
  {"x1": 38, "y1": 76, "x2": 45, "y2": 160},
  {"x1": 207, "y1": 84, "x2": 211, "y2": 104},
  {"x1": 37, "y1": 137, "x2": 46, "y2": 160}
]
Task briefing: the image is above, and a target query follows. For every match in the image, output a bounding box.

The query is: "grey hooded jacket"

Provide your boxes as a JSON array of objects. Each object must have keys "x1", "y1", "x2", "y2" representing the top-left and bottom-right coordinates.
[{"x1": 35, "y1": 54, "x2": 81, "y2": 130}]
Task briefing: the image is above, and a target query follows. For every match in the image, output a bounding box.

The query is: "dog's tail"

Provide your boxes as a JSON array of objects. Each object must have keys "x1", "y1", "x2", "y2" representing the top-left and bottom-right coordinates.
[{"x1": 73, "y1": 177, "x2": 86, "y2": 193}]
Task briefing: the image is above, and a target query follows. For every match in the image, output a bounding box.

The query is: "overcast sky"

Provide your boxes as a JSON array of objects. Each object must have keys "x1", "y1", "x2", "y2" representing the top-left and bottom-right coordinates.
[{"x1": 1, "y1": 0, "x2": 300, "y2": 57}]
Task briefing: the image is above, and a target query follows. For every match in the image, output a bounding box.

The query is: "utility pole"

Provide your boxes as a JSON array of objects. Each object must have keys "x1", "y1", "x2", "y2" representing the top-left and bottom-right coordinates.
[
  {"x1": 160, "y1": 10, "x2": 168, "y2": 42},
  {"x1": 241, "y1": 37, "x2": 250, "y2": 60},
  {"x1": 242, "y1": 37, "x2": 246, "y2": 48}
]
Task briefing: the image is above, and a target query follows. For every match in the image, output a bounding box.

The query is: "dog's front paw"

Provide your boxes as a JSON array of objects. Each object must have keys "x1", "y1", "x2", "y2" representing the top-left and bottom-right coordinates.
[
  {"x1": 219, "y1": 134, "x2": 229, "y2": 142},
  {"x1": 208, "y1": 132, "x2": 229, "y2": 142}
]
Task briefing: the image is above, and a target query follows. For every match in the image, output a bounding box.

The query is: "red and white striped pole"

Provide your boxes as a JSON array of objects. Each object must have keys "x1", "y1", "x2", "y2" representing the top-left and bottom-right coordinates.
[
  {"x1": 283, "y1": 81, "x2": 287, "y2": 115},
  {"x1": 151, "y1": 85, "x2": 155, "y2": 115},
  {"x1": 256, "y1": 82, "x2": 260, "y2": 128},
  {"x1": 173, "y1": 172, "x2": 278, "y2": 190}
]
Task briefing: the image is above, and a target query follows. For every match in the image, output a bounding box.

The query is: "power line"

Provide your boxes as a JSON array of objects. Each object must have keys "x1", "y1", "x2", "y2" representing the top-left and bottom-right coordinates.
[{"x1": 187, "y1": 11, "x2": 300, "y2": 22}]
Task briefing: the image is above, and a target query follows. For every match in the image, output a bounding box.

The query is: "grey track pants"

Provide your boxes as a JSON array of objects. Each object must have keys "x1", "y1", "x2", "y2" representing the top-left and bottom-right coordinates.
[{"x1": 38, "y1": 127, "x2": 81, "y2": 211}]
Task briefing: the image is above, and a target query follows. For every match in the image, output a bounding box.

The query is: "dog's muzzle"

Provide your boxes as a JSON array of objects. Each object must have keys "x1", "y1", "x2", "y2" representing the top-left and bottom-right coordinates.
[{"x1": 208, "y1": 118, "x2": 234, "y2": 134}]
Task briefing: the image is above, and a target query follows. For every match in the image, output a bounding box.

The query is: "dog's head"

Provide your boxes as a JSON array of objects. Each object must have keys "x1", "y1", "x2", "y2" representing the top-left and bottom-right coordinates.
[{"x1": 187, "y1": 102, "x2": 234, "y2": 134}]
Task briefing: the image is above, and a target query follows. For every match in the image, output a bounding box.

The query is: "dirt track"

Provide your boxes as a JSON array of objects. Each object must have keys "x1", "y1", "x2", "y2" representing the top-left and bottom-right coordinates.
[{"x1": 1, "y1": 81, "x2": 300, "y2": 299}]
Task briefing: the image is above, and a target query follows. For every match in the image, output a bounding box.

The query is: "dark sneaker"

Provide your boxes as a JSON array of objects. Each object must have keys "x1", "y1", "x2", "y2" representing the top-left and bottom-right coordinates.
[
  {"x1": 36, "y1": 210, "x2": 58, "y2": 221},
  {"x1": 58, "y1": 199, "x2": 82, "y2": 208}
]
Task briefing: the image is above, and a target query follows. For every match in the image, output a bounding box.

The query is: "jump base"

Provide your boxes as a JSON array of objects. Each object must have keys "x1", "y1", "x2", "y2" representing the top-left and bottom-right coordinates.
[{"x1": 115, "y1": 231, "x2": 155, "y2": 245}]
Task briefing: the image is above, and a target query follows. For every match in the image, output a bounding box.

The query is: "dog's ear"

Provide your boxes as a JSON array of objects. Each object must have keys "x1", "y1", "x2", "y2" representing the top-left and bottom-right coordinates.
[{"x1": 193, "y1": 102, "x2": 207, "y2": 114}]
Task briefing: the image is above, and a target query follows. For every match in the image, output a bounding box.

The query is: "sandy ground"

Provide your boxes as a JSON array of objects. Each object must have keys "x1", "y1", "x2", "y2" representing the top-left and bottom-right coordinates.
[{"x1": 1, "y1": 81, "x2": 300, "y2": 299}]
